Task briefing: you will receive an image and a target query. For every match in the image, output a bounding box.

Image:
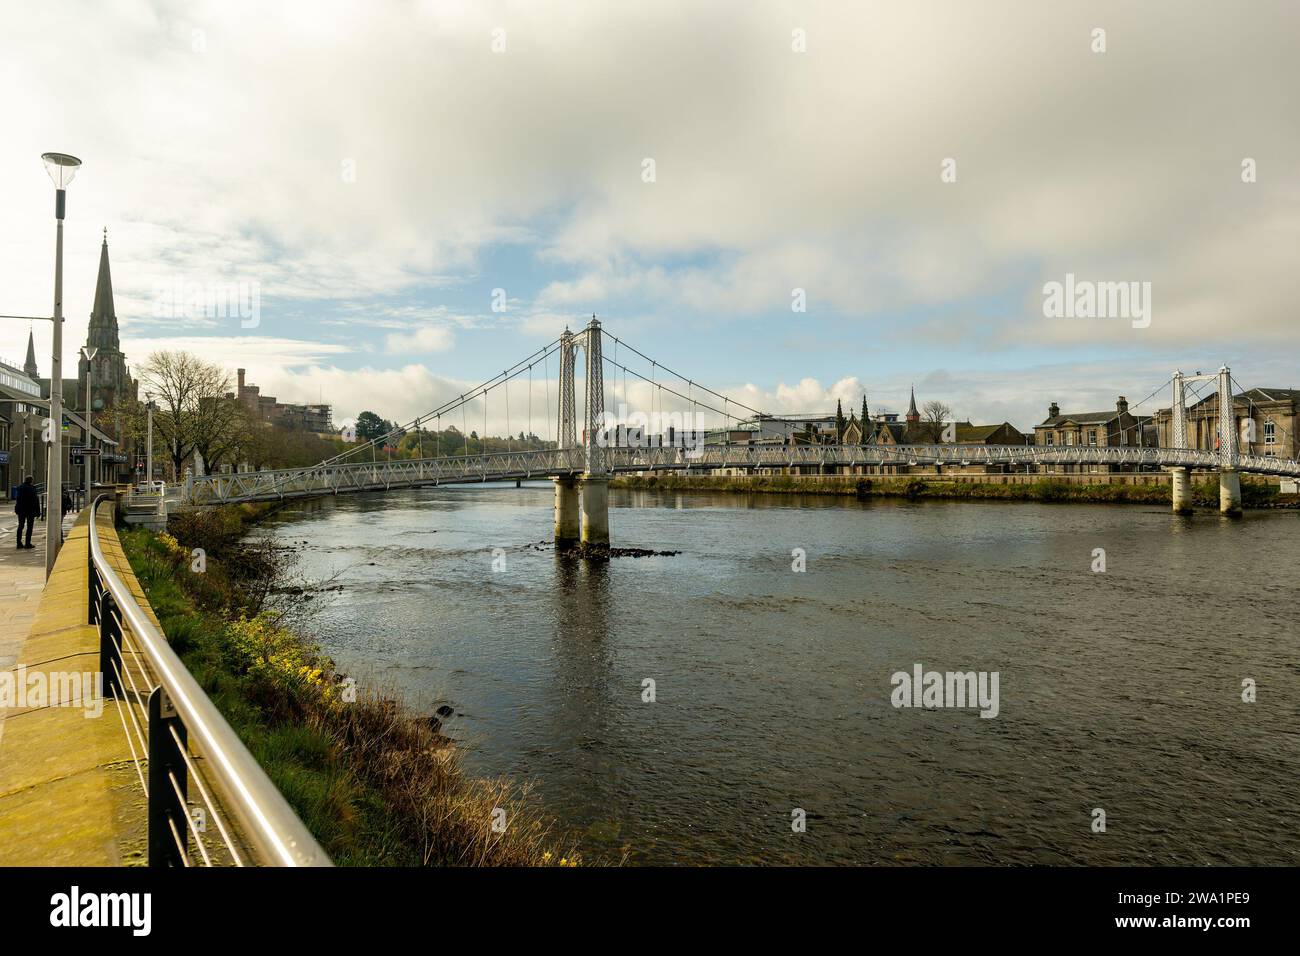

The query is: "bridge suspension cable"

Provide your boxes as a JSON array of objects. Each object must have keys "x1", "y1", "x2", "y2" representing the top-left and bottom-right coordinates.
[
  {"x1": 230, "y1": 336, "x2": 567, "y2": 501},
  {"x1": 596, "y1": 328, "x2": 807, "y2": 430},
  {"x1": 1108, "y1": 375, "x2": 1174, "y2": 445},
  {"x1": 319, "y1": 336, "x2": 566, "y2": 467},
  {"x1": 600, "y1": 350, "x2": 756, "y2": 430}
]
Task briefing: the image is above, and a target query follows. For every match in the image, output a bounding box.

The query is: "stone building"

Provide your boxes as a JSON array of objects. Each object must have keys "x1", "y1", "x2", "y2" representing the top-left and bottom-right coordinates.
[
  {"x1": 1151, "y1": 387, "x2": 1299, "y2": 461},
  {"x1": 3, "y1": 232, "x2": 133, "y2": 493},
  {"x1": 953, "y1": 422, "x2": 1030, "y2": 446},
  {"x1": 0, "y1": 351, "x2": 45, "y2": 493},
  {"x1": 235, "y1": 368, "x2": 334, "y2": 435},
  {"x1": 1033, "y1": 396, "x2": 1158, "y2": 473},
  {"x1": 79, "y1": 234, "x2": 138, "y2": 416},
  {"x1": 74, "y1": 231, "x2": 138, "y2": 482}
]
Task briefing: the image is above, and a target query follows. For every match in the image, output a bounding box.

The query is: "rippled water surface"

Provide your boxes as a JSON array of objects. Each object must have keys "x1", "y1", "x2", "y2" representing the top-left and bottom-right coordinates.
[{"x1": 263, "y1": 484, "x2": 1299, "y2": 865}]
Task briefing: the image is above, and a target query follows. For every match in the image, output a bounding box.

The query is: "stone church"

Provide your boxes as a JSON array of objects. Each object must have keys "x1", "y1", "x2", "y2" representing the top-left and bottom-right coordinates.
[
  {"x1": 78, "y1": 231, "x2": 139, "y2": 481},
  {"x1": 29, "y1": 231, "x2": 139, "y2": 485}
]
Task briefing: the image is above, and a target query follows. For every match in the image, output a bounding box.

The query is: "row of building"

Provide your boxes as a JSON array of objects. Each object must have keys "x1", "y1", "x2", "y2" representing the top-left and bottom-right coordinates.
[{"x1": 710, "y1": 384, "x2": 1299, "y2": 475}]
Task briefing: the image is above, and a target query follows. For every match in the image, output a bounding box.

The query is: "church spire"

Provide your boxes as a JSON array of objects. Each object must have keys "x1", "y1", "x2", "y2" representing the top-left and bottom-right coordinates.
[
  {"x1": 23, "y1": 327, "x2": 38, "y2": 379},
  {"x1": 88, "y1": 227, "x2": 120, "y2": 352},
  {"x1": 906, "y1": 384, "x2": 919, "y2": 423}
]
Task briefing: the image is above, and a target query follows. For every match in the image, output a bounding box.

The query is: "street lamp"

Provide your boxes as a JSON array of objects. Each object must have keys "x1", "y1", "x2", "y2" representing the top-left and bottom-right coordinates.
[
  {"x1": 19, "y1": 409, "x2": 29, "y2": 478},
  {"x1": 81, "y1": 346, "x2": 98, "y2": 501},
  {"x1": 41, "y1": 151, "x2": 81, "y2": 576},
  {"x1": 145, "y1": 392, "x2": 155, "y2": 492}
]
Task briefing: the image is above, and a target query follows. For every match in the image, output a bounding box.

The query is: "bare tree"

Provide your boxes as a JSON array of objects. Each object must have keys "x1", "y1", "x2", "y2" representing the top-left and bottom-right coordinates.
[
  {"x1": 921, "y1": 400, "x2": 952, "y2": 443},
  {"x1": 195, "y1": 396, "x2": 254, "y2": 474},
  {"x1": 137, "y1": 351, "x2": 234, "y2": 479},
  {"x1": 237, "y1": 416, "x2": 277, "y2": 471}
]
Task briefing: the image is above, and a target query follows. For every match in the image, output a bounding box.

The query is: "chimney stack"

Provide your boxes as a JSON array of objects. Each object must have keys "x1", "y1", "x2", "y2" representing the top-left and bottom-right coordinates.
[
  {"x1": 1048, "y1": 402, "x2": 1059, "y2": 419},
  {"x1": 238, "y1": 368, "x2": 245, "y2": 392},
  {"x1": 1116, "y1": 396, "x2": 1129, "y2": 414}
]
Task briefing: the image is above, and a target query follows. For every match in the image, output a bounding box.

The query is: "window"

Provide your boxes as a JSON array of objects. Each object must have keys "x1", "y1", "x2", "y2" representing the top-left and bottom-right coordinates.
[
  {"x1": 1265, "y1": 421, "x2": 1276, "y2": 445},
  {"x1": 0, "y1": 370, "x2": 40, "y2": 397},
  {"x1": 1045, "y1": 432, "x2": 1054, "y2": 446},
  {"x1": 1088, "y1": 429, "x2": 1097, "y2": 446}
]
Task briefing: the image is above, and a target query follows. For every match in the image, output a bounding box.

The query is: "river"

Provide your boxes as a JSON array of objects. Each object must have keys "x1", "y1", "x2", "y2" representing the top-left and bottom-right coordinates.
[{"x1": 261, "y1": 483, "x2": 1299, "y2": 865}]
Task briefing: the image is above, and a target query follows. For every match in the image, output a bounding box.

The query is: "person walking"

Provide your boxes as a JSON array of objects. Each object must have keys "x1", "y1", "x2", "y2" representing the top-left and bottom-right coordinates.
[
  {"x1": 14, "y1": 476, "x2": 40, "y2": 550},
  {"x1": 59, "y1": 487, "x2": 75, "y2": 544}
]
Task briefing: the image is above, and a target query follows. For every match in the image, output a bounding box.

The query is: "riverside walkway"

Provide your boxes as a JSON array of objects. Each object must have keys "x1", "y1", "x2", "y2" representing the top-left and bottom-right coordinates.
[
  {"x1": 0, "y1": 511, "x2": 77, "y2": 746},
  {"x1": 0, "y1": 507, "x2": 148, "y2": 864},
  {"x1": 0, "y1": 500, "x2": 329, "y2": 867}
]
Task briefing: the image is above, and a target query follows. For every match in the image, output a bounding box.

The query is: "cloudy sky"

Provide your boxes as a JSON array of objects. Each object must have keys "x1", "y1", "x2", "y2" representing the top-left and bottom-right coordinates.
[{"x1": 1, "y1": 0, "x2": 1296, "y2": 434}]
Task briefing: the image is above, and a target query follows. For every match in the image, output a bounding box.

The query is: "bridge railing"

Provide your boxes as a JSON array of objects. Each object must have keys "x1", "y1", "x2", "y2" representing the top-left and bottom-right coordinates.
[
  {"x1": 185, "y1": 446, "x2": 590, "y2": 504},
  {"x1": 88, "y1": 495, "x2": 332, "y2": 867},
  {"x1": 181, "y1": 442, "x2": 1300, "y2": 505}
]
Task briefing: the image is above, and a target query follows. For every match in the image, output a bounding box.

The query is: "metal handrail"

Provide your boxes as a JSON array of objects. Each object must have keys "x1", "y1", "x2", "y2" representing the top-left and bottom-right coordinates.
[
  {"x1": 88, "y1": 494, "x2": 332, "y2": 867},
  {"x1": 183, "y1": 440, "x2": 1300, "y2": 505}
]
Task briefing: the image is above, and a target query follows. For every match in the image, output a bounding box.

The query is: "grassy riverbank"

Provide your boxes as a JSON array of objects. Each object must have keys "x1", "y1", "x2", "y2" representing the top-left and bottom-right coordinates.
[
  {"x1": 120, "y1": 505, "x2": 581, "y2": 866},
  {"x1": 611, "y1": 473, "x2": 1287, "y2": 507}
]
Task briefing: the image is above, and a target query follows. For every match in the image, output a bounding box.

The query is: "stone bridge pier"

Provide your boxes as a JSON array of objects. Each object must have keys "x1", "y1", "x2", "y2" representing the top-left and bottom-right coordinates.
[
  {"x1": 552, "y1": 475, "x2": 610, "y2": 549},
  {"x1": 580, "y1": 476, "x2": 609, "y2": 546},
  {"x1": 1170, "y1": 467, "x2": 1192, "y2": 515},
  {"x1": 1219, "y1": 469, "x2": 1242, "y2": 517},
  {"x1": 554, "y1": 477, "x2": 580, "y2": 549}
]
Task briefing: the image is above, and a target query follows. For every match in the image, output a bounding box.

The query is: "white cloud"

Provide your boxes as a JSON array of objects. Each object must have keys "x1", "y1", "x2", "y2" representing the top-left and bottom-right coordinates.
[
  {"x1": 2, "y1": 1, "x2": 1296, "y2": 430},
  {"x1": 383, "y1": 326, "x2": 455, "y2": 354}
]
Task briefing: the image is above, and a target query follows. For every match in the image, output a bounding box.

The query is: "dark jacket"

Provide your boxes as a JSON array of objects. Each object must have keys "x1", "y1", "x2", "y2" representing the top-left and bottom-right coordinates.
[{"x1": 14, "y1": 482, "x2": 40, "y2": 518}]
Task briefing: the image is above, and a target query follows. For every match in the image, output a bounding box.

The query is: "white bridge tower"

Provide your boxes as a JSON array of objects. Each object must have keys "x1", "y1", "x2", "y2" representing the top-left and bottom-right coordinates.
[
  {"x1": 552, "y1": 317, "x2": 611, "y2": 548},
  {"x1": 1169, "y1": 367, "x2": 1240, "y2": 516}
]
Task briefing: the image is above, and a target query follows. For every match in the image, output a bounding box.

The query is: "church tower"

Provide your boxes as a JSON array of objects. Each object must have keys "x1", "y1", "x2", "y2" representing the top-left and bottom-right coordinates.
[
  {"x1": 23, "y1": 328, "x2": 38, "y2": 380},
  {"x1": 78, "y1": 230, "x2": 138, "y2": 476},
  {"x1": 906, "y1": 385, "x2": 920, "y2": 424},
  {"x1": 78, "y1": 230, "x2": 137, "y2": 405}
]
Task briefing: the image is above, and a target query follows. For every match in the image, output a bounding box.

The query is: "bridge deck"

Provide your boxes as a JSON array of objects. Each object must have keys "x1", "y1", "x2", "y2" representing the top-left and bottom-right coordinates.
[{"x1": 183, "y1": 443, "x2": 1300, "y2": 506}]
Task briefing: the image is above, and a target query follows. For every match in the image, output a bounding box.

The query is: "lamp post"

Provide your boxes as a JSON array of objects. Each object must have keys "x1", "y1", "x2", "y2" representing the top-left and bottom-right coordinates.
[
  {"x1": 41, "y1": 152, "x2": 81, "y2": 575},
  {"x1": 20, "y1": 409, "x2": 29, "y2": 479},
  {"x1": 80, "y1": 346, "x2": 97, "y2": 502},
  {"x1": 145, "y1": 393, "x2": 155, "y2": 491}
]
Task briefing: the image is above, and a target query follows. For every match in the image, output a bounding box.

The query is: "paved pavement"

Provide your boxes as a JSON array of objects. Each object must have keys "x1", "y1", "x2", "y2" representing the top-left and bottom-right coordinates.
[
  {"x1": 0, "y1": 509, "x2": 148, "y2": 865},
  {"x1": 0, "y1": 512, "x2": 77, "y2": 750}
]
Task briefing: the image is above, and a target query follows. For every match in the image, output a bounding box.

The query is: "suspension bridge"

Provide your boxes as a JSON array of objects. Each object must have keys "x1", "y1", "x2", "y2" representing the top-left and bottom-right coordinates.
[{"x1": 182, "y1": 318, "x2": 1300, "y2": 542}]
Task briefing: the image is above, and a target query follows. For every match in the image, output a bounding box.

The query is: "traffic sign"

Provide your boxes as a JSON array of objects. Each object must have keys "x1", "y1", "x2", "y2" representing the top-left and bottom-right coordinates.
[{"x1": 71, "y1": 447, "x2": 100, "y2": 456}]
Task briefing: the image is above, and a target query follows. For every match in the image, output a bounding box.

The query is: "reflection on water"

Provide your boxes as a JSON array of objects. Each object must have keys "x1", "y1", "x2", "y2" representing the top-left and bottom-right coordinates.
[{"x1": 263, "y1": 483, "x2": 1300, "y2": 865}]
